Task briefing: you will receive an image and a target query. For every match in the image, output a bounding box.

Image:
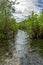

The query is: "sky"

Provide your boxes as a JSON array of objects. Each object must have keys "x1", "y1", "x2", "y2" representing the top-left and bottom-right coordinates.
[{"x1": 12, "y1": 0, "x2": 43, "y2": 22}]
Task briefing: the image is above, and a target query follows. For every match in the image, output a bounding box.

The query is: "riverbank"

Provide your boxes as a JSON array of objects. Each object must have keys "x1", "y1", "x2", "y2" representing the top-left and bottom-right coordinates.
[
  {"x1": 0, "y1": 30, "x2": 43, "y2": 65},
  {"x1": 0, "y1": 0, "x2": 18, "y2": 40},
  {"x1": 17, "y1": 11, "x2": 43, "y2": 39},
  {"x1": 0, "y1": 18, "x2": 18, "y2": 40}
]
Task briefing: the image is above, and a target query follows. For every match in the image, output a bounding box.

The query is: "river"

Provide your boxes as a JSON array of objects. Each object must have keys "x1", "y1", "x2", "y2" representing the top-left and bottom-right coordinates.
[
  {"x1": 0, "y1": 30, "x2": 43, "y2": 65},
  {"x1": 0, "y1": 0, "x2": 43, "y2": 65}
]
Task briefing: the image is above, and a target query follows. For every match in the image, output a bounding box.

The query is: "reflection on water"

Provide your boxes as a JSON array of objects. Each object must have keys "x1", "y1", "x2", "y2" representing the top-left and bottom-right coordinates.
[{"x1": 0, "y1": 30, "x2": 43, "y2": 65}]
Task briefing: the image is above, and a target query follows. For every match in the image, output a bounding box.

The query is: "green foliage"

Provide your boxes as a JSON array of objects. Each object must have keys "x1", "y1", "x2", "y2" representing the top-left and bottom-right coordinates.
[
  {"x1": 0, "y1": 0, "x2": 18, "y2": 40},
  {"x1": 17, "y1": 20, "x2": 27, "y2": 30},
  {"x1": 30, "y1": 39, "x2": 43, "y2": 57},
  {"x1": 18, "y1": 10, "x2": 43, "y2": 39}
]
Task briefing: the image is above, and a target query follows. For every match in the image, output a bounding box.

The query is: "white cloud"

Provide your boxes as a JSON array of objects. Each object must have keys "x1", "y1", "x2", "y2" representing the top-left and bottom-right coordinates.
[{"x1": 12, "y1": 0, "x2": 40, "y2": 22}]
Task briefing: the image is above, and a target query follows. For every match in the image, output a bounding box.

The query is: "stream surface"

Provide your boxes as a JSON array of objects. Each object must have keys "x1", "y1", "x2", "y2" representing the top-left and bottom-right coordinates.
[{"x1": 0, "y1": 30, "x2": 43, "y2": 65}]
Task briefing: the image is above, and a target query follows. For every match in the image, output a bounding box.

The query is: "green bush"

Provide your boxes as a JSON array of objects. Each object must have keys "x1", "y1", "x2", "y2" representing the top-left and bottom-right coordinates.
[
  {"x1": 0, "y1": 0, "x2": 18, "y2": 40},
  {"x1": 0, "y1": 18, "x2": 18, "y2": 39},
  {"x1": 18, "y1": 11, "x2": 43, "y2": 39}
]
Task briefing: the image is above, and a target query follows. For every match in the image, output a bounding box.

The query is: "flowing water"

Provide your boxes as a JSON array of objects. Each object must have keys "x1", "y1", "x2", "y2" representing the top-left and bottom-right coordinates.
[
  {"x1": 0, "y1": 30, "x2": 43, "y2": 65},
  {"x1": 0, "y1": 0, "x2": 43, "y2": 65}
]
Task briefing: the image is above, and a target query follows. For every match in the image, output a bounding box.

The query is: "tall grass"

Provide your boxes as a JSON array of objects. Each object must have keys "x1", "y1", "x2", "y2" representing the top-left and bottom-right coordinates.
[
  {"x1": 0, "y1": 0, "x2": 18, "y2": 40},
  {"x1": 17, "y1": 11, "x2": 43, "y2": 39},
  {"x1": 0, "y1": 18, "x2": 18, "y2": 40}
]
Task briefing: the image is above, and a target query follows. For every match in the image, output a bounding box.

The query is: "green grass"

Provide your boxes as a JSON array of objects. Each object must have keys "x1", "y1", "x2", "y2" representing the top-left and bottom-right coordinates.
[
  {"x1": 0, "y1": 18, "x2": 18, "y2": 40},
  {"x1": 17, "y1": 11, "x2": 43, "y2": 39}
]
